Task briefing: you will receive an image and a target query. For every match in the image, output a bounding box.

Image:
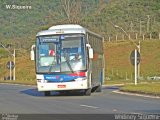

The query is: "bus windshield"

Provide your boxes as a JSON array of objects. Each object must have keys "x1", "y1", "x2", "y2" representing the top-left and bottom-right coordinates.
[{"x1": 36, "y1": 34, "x2": 86, "y2": 73}]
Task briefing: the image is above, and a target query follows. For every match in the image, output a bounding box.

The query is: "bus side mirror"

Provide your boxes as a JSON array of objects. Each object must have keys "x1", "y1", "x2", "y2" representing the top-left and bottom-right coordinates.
[
  {"x1": 89, "y1": 48, "x2": 93, "y2": 59},
  {"x1": 86, "y1": 44, "x2": 93, "y2": 59},
  {"x1": 31, "y1": 51, "x2": 35, "y2": 60},
  {"x1": 31, "y1": 45, "x2": 35, "y2": 60}
]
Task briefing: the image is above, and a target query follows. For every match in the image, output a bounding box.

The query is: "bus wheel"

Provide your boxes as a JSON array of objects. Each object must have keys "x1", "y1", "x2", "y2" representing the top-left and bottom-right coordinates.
[
  {"x1": 84, "y1": 88, "x2": 91, "y2": 96},
  {"x1": 44, "y1": 91, "x2": 51, "y2": 96},
  {"x1": 96, "y1": 85, "x2": 102, "y2": 92}
]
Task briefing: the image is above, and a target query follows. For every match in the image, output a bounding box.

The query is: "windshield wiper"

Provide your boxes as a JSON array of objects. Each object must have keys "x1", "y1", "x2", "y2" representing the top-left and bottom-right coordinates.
[
  {"x1": 48, "y1": 56, "x2": 74, "y2": 73},
  {"x1": 63, "y1": 55, "x2": 74, "y2": 73},
  {"x1": 48, "y1": 57, "x2": 57, "y2": 73}
]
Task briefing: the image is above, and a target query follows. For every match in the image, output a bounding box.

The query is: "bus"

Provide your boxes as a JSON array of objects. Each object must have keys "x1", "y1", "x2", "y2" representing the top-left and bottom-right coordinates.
[{"x1": 32, "y1": 24, "x2": 105, "y2": 96}]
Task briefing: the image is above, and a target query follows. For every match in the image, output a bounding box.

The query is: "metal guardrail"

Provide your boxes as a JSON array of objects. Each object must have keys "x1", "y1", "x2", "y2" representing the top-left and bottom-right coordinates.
[{"x1": 147, "y1": 76, "x2": 160, "y2": 80}]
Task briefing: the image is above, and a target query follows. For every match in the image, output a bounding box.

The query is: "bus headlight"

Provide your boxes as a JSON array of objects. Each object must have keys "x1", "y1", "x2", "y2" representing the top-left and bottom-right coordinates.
[
  {"x1": 37, "y1": 79, "x2": 48, "y2": 83},
  {"x1": 75, "y1": 77, "x2": 87, "y2": 81},
  {"x1": 43, "y1": 80, "x2": 48, "y2": 83}
]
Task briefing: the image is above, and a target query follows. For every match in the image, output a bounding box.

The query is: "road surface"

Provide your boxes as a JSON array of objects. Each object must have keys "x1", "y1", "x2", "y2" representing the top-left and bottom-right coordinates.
[{"x1": 0, "y1": 84, "x2": 160, "y2": 114}]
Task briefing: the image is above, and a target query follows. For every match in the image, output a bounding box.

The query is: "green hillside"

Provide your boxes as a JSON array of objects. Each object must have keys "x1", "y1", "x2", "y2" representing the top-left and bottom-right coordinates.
[
  {"x1": 0, "y1": 0, "x2": 98, "y2": 49},
  {"x1": 0, "y1": 0, "x2": 159, "y2": 49}
]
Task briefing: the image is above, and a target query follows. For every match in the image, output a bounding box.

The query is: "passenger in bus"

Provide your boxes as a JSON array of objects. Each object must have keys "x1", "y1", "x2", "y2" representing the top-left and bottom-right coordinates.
[{"x1": 49, "y1": 49, "x2": 55, "y2": 56}]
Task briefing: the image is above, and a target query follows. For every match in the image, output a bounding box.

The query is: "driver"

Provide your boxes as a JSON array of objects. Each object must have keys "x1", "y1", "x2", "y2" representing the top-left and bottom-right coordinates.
[{"x1": 74, "y1": 53, "x2": 80, "y2": 61}]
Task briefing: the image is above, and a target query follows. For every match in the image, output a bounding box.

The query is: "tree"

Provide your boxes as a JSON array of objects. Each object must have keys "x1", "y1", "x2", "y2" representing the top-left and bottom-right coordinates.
[{"x1": 60, "y1": 0, "x2": 83, "y2": 24}]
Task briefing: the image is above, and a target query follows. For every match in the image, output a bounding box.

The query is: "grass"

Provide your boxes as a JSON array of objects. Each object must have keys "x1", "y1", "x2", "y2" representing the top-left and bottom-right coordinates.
[
  {"x1": 105, "y1": 40, "x2": 160, "y2": 80},
  {"x1": 120, "y1": 82, "x2": 160, "y2": 96},
  {"x1": 104, "y1": 40, "x2": 160, "y2": 96},
  {"x1": 106, "y1": 77, "x2": 160, "y2": 97},
  {"x1": 0, "y1": 52, "x2": 36, "y2": 85},
  {"x1": 105, "y1": 79, "x2": 133, "y2": 85}
]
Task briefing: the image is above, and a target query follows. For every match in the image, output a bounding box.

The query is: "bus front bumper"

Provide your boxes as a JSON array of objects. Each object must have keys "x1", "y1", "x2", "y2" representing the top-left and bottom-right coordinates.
[{"x1": 37, "y1": 79, "x2": 88, "y2": 91}]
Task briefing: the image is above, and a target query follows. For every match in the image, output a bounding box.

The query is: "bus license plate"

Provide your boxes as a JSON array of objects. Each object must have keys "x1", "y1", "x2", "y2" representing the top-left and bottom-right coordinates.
[{"x1": 57, "y1": 85, "x2": 66, "y2": 88}]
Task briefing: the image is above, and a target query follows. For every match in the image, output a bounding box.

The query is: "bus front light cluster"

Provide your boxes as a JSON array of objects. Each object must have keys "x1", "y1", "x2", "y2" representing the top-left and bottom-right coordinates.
[
  {"x1": 75, "y1": 77, "x2": 87, "y2": 82},
  {"x1": 37, "y1": 79, "x2": 48, "y2": 83}
]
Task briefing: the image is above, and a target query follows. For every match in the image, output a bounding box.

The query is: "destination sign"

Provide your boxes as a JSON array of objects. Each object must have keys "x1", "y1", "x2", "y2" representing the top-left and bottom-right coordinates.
[{"x1": 40, "y1": 36, "x2": 59, "y2": 42}]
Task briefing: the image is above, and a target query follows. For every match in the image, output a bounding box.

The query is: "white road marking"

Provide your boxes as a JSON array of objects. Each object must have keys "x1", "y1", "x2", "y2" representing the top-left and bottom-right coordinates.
[{"x1": 80, "y1": 104, "x2": 99, "y2": 109}]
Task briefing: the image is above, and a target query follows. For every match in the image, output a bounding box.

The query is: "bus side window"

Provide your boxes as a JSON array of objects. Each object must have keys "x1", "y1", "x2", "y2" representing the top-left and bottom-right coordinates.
[{"x1": 40, "y1": 45, "x2": 49, "y2": 56}]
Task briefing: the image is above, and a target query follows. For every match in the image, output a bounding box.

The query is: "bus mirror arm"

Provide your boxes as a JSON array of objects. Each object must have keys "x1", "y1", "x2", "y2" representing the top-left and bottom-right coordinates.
[
  {"x1": 89, "y1": 48, "x2": 93, "y2": 59},
  {"x1": 86, "y1": 44, "x2": 93, "y2": 59},
  {"x1": 31, "y1": 45, "x2": 36, "y2": 61}
]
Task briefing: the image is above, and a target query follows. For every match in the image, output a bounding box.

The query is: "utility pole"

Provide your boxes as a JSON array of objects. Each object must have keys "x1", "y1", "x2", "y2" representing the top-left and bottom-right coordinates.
[
  {"x1": 138, "y1": 41, "x2": 140, "y2": 79},
  {"x1": 147, "y1": 15, "x2": 150, "y2": 33},
  {"x1": 114, "y1": 25, "x2": 141, "y2": 85},
  {"x1": 140, "y1": 20, "x2": 142, "y2": 36},
  {"x1": 0, "y1": 43, "x2": 16, "y2": 80},
  {"x1": 134, "y1": 49, "x2": 137, "y2": 85},
  {"x1": 13, "y1": 49, "x2": 16, "y2": 80}
]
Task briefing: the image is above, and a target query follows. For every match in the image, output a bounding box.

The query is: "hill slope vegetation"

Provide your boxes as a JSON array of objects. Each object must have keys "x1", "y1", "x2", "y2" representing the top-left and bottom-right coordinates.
[{"x1": 0, "y1": 0, "x2": 159, "y2": 48}]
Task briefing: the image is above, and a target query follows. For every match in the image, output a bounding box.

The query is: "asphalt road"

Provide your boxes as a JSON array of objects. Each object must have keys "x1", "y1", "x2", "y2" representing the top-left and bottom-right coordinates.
[{"x1": 0, "y1": 84, "x2": 160, "y2": 114}]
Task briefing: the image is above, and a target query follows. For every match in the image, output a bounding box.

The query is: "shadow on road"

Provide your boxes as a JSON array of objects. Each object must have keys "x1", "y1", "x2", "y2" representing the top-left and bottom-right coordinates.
[
  {"x1": 103, "y1": 86, "x2": 120, "y2": 90},
  {"x1": 20, "y1": 89, "x2": 44, "y2": 97},
  {"x1": 20, "y1": 89, "x2": 84, "y2": 97}
]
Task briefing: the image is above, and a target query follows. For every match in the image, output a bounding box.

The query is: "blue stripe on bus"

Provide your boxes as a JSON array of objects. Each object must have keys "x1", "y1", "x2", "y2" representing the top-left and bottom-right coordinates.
[{"x1": 44, "y1": 74, "x2": 84, "y2": 82}]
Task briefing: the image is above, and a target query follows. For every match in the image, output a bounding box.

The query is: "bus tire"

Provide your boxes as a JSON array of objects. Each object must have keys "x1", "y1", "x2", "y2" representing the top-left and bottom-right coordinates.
[
  {"x1": 44, "y1": 91, "x2": 51, "y2": 96},
  {"x1": 84, "y1": 88, "x2": 91, "y2": 96}
]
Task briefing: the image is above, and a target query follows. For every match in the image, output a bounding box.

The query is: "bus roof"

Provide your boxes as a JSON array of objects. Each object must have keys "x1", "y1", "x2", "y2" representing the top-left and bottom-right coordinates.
[
  {"x1": 36, "y1": 24, "x2": 86, "y2": 36},
  {"x1": 36, "y1": 24, "x2": 103, "y2": 38},
  {"x1": 48, "y1": 24, "x2": 83, "y2": 30}
]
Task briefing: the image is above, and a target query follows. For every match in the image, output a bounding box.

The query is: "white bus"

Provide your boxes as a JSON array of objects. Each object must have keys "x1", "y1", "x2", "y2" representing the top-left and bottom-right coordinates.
[{"x1": 32, "y1": 24, "x2": 105, "y2": 96}]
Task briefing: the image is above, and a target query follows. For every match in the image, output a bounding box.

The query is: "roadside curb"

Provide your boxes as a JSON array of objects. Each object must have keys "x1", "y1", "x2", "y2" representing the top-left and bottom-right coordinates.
[
  {"x1": 0, "y1": 82, "x2": 36, "y2": 87},
  {"x1": 113, "y1": 90, "x2": 160, "y2": 99},
  {"x1": 102, "y1": 84, "x2": 124, "y2": 87}
]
